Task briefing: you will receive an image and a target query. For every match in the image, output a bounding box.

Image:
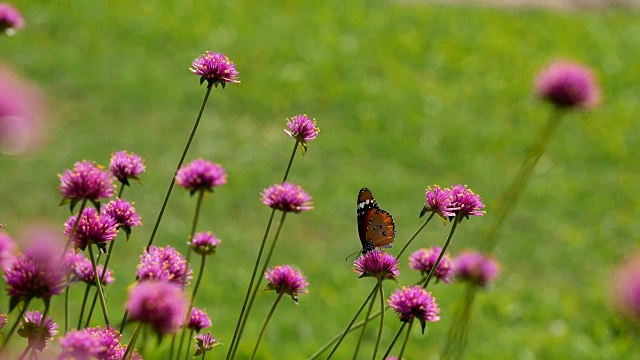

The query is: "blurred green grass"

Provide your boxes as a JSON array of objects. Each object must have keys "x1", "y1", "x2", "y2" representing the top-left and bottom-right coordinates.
[{"x1": 2, "y1": 0, "x2": 640, "y2": 358}]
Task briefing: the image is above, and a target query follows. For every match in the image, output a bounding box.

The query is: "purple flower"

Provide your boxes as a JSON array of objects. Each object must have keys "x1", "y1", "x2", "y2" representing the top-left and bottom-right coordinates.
[
  {"x1": 188, "y1": 307, "x2": 212, "y2": 332},
  {"x1": 175, "y1": 158, "x2": 227, "y2": 195},
  {"x1": 612, "y1": 254, "x2": 640, "y2": 323},
  {"x1": 388, "y1": 285, "x2": 440, "y2": 333},
  {"x1": 261, "y1": 182, "x2": 313, "y2": 213},
  {"x1": 285, "y1": 114, "x2": 319, "y2": 155},
  {"x1": 109, "y1": 150, "x2": 145, "y2": 184},
  {"x1": 353, "y1": 250, "x2": 400, "y2": 281},
  {"x1": 0, "y1": 313, "x2": 8, "y2": 330},
  {"x1": 194, "y1": 332, "x2": 221, "y2": 356},
  {"x1": 17, "y1": 311, "x2": 58, "y2": 351},
  {"x1": 126, "y1": 281, "x2": 187, "y2": 336},
  {"x1": 102, "y1": 198, "x2": 142, "y2": 240},
  {"x1": 64, "y1": 207, "x2": 118, "y2": 251},
  {"x1": 409, "y1": 247, "x2": 454, "y2": 283},
  {"x1": 189, "y1": 231, "x2": 221, "y2": 256},
  {"x1": 86, "y1": 326, "x2": 132, "y2": 360},
  {"x1": 420, "y1": 185, "x2": 456, "y2": 219},
  {"x1": 0, "y1": 3, "x2": 24, "y2": 36},
  {"x1": 58, "y1": 160, "x2": 116, "y2": 203},
  {"x1": 190, "y1": 51, "x2": 240, "y2": 88},
  {"x1": 59, "y1": 329, "x2": 103, "y2": 359},
  {"x1": 454, "y1": 251, "x2": 500, "y2": 288},
  {"x1": 73, "y1": 258, "x2": 115, "y2": 286},
  {"x1": 449, "y1": 184, "x2": 485, "y2": 222},
  {"x1": 4, "y1": 247, "x2": 66, "y2": 302},
  {"x1": 0, "y1": 230, "x2": 16, "y2": 268},
  {"x1": 137, "y1": 245, "x2": 192, "y2": 285},
  {"x1": 535, "y1": 60, "x2": 601, "y2": 109},
  {"x1": 264, "y1": 265, "x2": 309, "y2": 303}
]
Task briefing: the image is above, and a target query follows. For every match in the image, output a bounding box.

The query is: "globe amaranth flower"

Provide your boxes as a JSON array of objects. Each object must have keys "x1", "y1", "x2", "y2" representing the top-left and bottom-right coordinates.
[
  {"x1": 126, "y1": 281, "x2": 187, "y2": 336},
  {"x1": 0, "y1": 229, "x2": 16, "y2": 268},
  {"x1": 0, "y1": 3, "x2": 24, "y2": 36},
  {"x1": 194, "y1": 332, "x2": 221, "y2": 356},
  {"x1": 388, "y1": 285, "x2": 440, "y2": 333},
  {"x1": 420, "y1": 185, "x2": 456, "y2": 220},
  {"x1": 189, "y1": 231, "x2": 221, "y2": 256},
  {"x1": 454, "y1": 251, "x2": 500, "y2": 288},
  {"x1": 353, "y1": 250, "x2": 400, "y2": 281},
  {"x1": 109, "y1": 150, "x2": 145, "y2": 185},
  {"x1": 264, "y1": 265, "x2": 309, "y2": 304},
  {"x1": 64, "y1": 207, "x2": 118, "y2": 251},
  {"x1": 261, "y1": 182, "x2": 313, "y2": 213},
  {"x1": 612, "y1": 254, "x2": 640, "y2": 324},
  {"x1": 409, "y1": 247, "x2": 454, "y2": 283},
  {"x1": 188, "y1": 307, "x2": 212, "y2": 332},
  {"x1": 449, "y1": 184, "x2": 485, "y2": 222},
  {"x1": 4, "y1": 247, "x2": 66, "y2": 303},
  {"x1": 102, "y1": 198, "x2": 142, "y2": 240},
  {"x1": 59, "y1": 329, "x2": 104, "y2": 359},
  {"x1": 284, "y1": 114, "x2": 319, "y2": 155},
  {"x1": 535, "y1": 60, "x2": 601, "y2": 109},
  {"x1": 73, "y1": 257, "x2": 115, "y2": 286},
  {"x1": 87, "y1": 326, "x2": 136, "y2": 360},
  {"x1": 190, "y1": 51, "x2": 240, "y2": 88},
  {"x1": 137, "y1": 245, "x2": 192, "y2": 285},
  {"x1": 58, "y1": 160, "x2": 116, "y2": 208},
  {"x1": 17, "y1": 310, "x2": 58, "y2": 351},
  {"x1": 175, "y1": 158, "x2": 227, "y2": 195}
]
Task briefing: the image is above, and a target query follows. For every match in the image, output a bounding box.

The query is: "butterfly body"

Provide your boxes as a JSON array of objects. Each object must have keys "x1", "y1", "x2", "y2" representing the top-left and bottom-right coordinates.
[{"x1": 357, "y1": 188, "x2": 396, "y2": 254}]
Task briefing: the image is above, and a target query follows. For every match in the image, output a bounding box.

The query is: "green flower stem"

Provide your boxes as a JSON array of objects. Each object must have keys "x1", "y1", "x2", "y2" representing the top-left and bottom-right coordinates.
[
  {"x1": 250, "y1": 293, "x2": 283, "y2": 360},
  {"x1": 395, "y1": 212, "x2": 435, "y2": 258},
  {"x1": 34, "y1": 303, "x2": 51, "y2": 355},
  {"x1": 282, "y1": 140, "x2": 299, "y2": 183},
  {"x1": 17, "y1": 344, "x2": 30, "y2": 360},
  {"x1": 352, "y1": 288, "x2": 377, "y2": 360},
  {"x1": 231, "y1": 212, "x2": 288, "y2": 359},
  {"x1": 117, "y1": 184, "x2": 125, "y2": 199},
  {"x1": 0, "y1": 299, "x2": 30, "y2": 352},
  {"x1": 64, "y1": 287, "x2": 70, "y2": 333},
  {"x1": 371, "y1": 280, "x2": 385, "y2": 360},
  {"x1": 441, "y1": 283, "x2": 476, "y2": 360},
  {"x1": 177, "y1": 255, "x2": 207, "y2": 360},
  {"x1": 122, "y1": 322, "x2": 143, "y2": 360},
  {"x1": 85, "y1": 239, "x2": 117, "y2": 327},
  {"x1": 396, "y1": 319, "x2": 414, "y2": 360},
  {"x1": 184, "y1": 329, "x2": 194, "y2": 360},
  {"x1": 184, "y1": 190, "x2": 206, "y2": 272},
  {"x1": 381, "y1": 321, "x2": 407, "y2": 360},
  {"x1": 422, "y1": 217, "x2": 459, "y2": 289},
  {"x1": 226, "y1": 208, "x2": 277, "y2": 360},
  {"x1": 87, "y1": 244, "x2": 109, "y2": 326},
  {"x1": 77, "y1": 283, "x2": 92, "y2": 329}
]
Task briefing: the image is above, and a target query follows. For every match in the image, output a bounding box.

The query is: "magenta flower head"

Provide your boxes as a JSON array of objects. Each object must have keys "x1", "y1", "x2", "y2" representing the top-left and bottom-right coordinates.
[
  {"x1": 137, "y1": 245, "x2": 193, "y2": 285},
  {"x1": 109, "y1": 150, "x2": 146, "y2": 186},
  {"x1": 261, "y1": 182, "x2": 313, "y2": 213},
  {"x1": 449, "y1": 184, "x2": 485, "y2": 222},
  {"x1": 353, "y1": 250, "x2": 400, "y2": 281},
  {"x1": 190, "y1": 51, "x2": 240, "y2": 88},
  {"x1": 285, "y1": 114, "x2": 319, "y2": 155},
  {"x1": 64, "y1": 207, "x2": 118, "y2": 252},
  {"x1": 189, "y1": 231, "x2": 221, "y2": 256},
  {"x1": 454, "y1": 251, "x2": 500, "y2": 288},
  {"x1": 535, "y1": 60, "x2": 601, "y2": 109},
  {"x1": 17, "y1": 311, "x2": 58, "y2": 351},
  {"x1": 264, "y1": 265, "x2": 309, "y2": 304},
  {"x1": 4, "y1": 248, "x2": 66, "y2": 308},
  {"x1": 126, "y1": 280, "x2": 187, "y2": 336},
  {"x1": 612, "y1": 254, "x2": 640, "y2": 323},
  {"x1": 58, "y1": 160, "x2": 116, "y2": 211},
  {"x1": 86, "y1": 326, "x2": 134, "y2": 360},
  {"x1": 0, "y1": 3, "x2": 24, "y2": 36},
  {"x1": 175, "y1": 158, "x2": 227, "y2": 195},
  {"x1": 102, "y1": 198, "x2": 142, "y2": 240},
  {"x1": 409, "y1": 247, "x2": 454, "y2": 283},
  {"x1": 59, "y1": 329, "x2": 103, "y2": 359},
  {"x1": 73, "y1": 257, "x2": 115, "y2": 286},
  {"x1": 420, "y1": 185, "x2": 456, "y2": 220},
  {"x1": 194, "y1": 332, "x2": 222, "y2": 356},
  {"x1": 188, "y1": 307, "x2": 212, "y2": 332},
  {"x1": 388, "y1": 285, "x2": 440, "y2": 333},
  {"x1": 0, "y1": 229, "x2": 16, "y2": 268}
]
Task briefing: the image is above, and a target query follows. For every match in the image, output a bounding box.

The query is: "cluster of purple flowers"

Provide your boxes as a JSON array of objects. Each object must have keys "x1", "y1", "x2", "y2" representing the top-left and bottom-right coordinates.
[
  {"x1": 136, "y1": 245, "x2": 193, "y2": 285},
  {"x1": 59, "y1": 326, "x2": 141, "y2": 359},
  {"x1": 421, "y1": 184, "x2": 485, "y2": 222}
]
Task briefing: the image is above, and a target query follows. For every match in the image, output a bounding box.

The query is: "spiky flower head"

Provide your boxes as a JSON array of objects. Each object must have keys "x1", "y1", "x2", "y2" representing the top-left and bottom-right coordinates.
[
  {"x1": 612, "y1": 254, "x2": 640, "y2": 324},
  {"x1": 126, "y1": 281, "x2": 187, "y2": 336},
  {"x1": 409, "y1": 247, "x2": 454, "y2": 283},
  {"x1": 190, "y1": 51, "x2": 240, "y2": 88},
  {"x1": 109, "y1": 151, "x2": 145, "y2": 186},
  {"x1": 137, "y1": 245, "x2": 193, "y2": 285},
  {"x1": 0, "y1": 3, "x2": 24, "y2": 36},
  {"x1": 73, "y1": 257, "x2": 115, "y2": 286},
  {"x1": 285, "y1": 114, "x2": 319, "y2": 155},
  {"x1": 189, "y1": 231, "x2": 221, "y2": 256},
  {"x1": 454, "y1": 251, "x2": 500, "y2": 288},
  {"x1": 59, "y1": 329, "x2": 103, "y2": 359},
  {"x1": 175, "y1": 158, "x2": 227, "y2": 195},
  {"x1": 388, "y1": 285, "x2": 440, "y2": 333},
  {"x1": 4, "y1": 247, "x2": 66, "y2": 305},
  {"x1": 58, "y1": 160, "x2": 116, "y2": 208},
  {"x1": 188, "y1": 307, "x2": 212, "y2": 332},
  {"x1": 102, "y1": 198, "x2": 142, "y2": 240},
  {"x1": 420, "y1": 185, "x2": 456, "y2": 220},
  {"x1": 264, "y1": 265, "x2": 309, "y2": 304},
  {"x1": 17, "y1": 311, "x2": 58, "y2": 351},
  {"x1": 0, "y1": 229, "x2": 15, "y2": 268},
  {"x1": 87, "y1": 326, "x2": 135, "y2": 360},
  {"x1": 64, "y1": 207, "x2": 118, "y2": 251},
  {"x1": 353, "y1": 250, "x2": 400, "y2": 281},
  {"x1": 261, "y1": 182, "x2": 313, "y2": 213},
  {"x1": 535, "y1": 60, "x2": 600, "y2": 109},
  {"x1": 449, "y1": 184, "x2": 485, "y2": 222},
  {"x1": 194, "y1": 332, "x2": 222, "y2": 356}
]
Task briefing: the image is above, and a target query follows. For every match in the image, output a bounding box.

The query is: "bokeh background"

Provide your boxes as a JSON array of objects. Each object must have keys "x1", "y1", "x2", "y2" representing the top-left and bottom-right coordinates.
[{"x1": 2, "y1": 0, "x2": 640, "y2": 358}]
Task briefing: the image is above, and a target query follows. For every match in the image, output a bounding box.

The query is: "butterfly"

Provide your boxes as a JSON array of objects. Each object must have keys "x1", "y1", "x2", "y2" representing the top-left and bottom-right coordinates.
[{"x1": 357, "y1": 188, "x2": 396, "y2": 254}]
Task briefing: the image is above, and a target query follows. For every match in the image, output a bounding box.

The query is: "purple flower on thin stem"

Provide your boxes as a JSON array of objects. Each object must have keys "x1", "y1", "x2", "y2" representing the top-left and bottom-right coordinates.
[
  {"x1": 73, "y1": 257, "x2": 115, "y2": 286},
  {"x1": 59, "y1": 329, "x2": 103, "y2": 359},
  {"x1": 0, "y1": 230, "x2": 16, "y2": 268},
  {"x1": 612, "y1": 254, "x2": 640, "y2": 324},
  {"x1": 126, "y1": 281, "x2": 187, "y2": 336},
  {"x1": 535, "y1": 60, "x2": 601, "y2": 109},
  {"x1": 137, "y1": 245, "x2": 193, "y2": 285},
  {"x1": 420, "y1": 185, "x2": 456, "y2": 220},
  {"x1": 454, "y1": 251, "x2": 500, "y2": 288},
  {"x1": 409, "y1": 247, "x2": 454, "y2": 283},
  {"x1": 285, "y1": 114, "x2": 319, "y2": 155},
  {"x1": 264, "y1": 265, "x2": 309, "y2": 304},
  {"x1": 175, "y1": 158, "x2": 227, "y2": 195},
  {"x1": 261, "y1": 182, "x2": 313, "y2": 213},
  {"x1": 449, "y1": 184, "x2": 485, "y2": 222},
  {"x1": 58, "y1": 160, "x2": 116, "y2": 208},
  {"x1": 194, "y1": 332, "x2": 221, "y2": 356},
  {"x1": 4, "y1": 248, "x2": 66, "y2": 302},
  {"x1": 87, "y1": 326, "x2": 134, "y2": 360},
  {"x1": 188, "y1": 307, "x2": 212, "y2": 332},
  {"x1": 102, "y1": 198, "x2": 142, "y2": 240},
  {"x1": 190, "y1": 51, "x2": 240, "y2": 88},
  {"x1": 64, "y1": 207, "x2": 118, "y2": 251},
  {"x1": 0, "y1": 3, "x2": 24, "y2": 36},
  {"x1": 189, "y1": 231, "x2": 221, "y2": 256},
  {"x1": 109, "y1": 151, "x2": 145, "y2": 186},
  {"x1": 17, "y1": 311, "x2": 58, "y2": 351},
  {"x1": 353, "y1": 250, "x2": 400, "y2": 281},
  {"x1": 388, "y1": 285, "x2": 440, "y2": 333}
]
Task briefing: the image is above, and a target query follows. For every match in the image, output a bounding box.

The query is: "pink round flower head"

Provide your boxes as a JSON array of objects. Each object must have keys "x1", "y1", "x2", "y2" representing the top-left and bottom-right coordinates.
[
  {"x1": 137, "y1": 245, "x2": 193, "y2": 285},
  {"x1": 73, "y1": 257, "x2": 115, "y2": 286},
  {"x1": 189, "y1": 231, "x2": 221, "y2": 256},
  {"x1": 409, "y1": 247, "x2": 454, "y2": 283},
  {"x1": 175, "y1": 158, "x2": 227, "y2": 195},
  {"x1": 535, "y1": 60, "x2": 600, "y2": 109},
  {"x1": 420, "y1": 185, "x2": 456, "y2": 220},
  {"x1": 64, "y1": 207, "x2": 118, "y2": 251},
  {"x1": 4, "y1": 247, "x2": 66, "y2": 303},
  {"x1": 194, "y1": 332, "x2": 221, "y2": 356},
  {"x1": 264, "y1": 265, "x2": 309, "y2": 304},
  {"x1": 17, "y1": 311, "x2": 58, "y2": 351},
  {"x1": 284, "y1": 114, "x2": 319, "y2": 155},
  {"x1": 190, "y1": 51, "x2": 240, "y2": 88},
  {"x1": 612, "y1": 254, "x2": 640, "y2": 324},
  {"x1": 388, "y1": 285, "x2": 440, "y2": 333},
  {"x1": 126, "y1": 281, "x2": 187, "y2": 336},
  {"x1": 0, "y1": 229, "x2": 16, "y2": 268},
  {"x1": 188, "y1": 307, "x2": 212, "y2": 332},
  {"x1": 58, "y1": 160, "x2": 116, "y2": 206},
  {"x1": 454, "y1": 251, "x2": 500, "y2": 288},
  {"x1": 261, "y1": 182, "x2": 313, "y2": 213},
  {"x1": 449, "y1": 184, "x2": 485, "y2": 222},
  {"x1": 86, "y1": 326, "x2": 133, "y2": 360},
  {"x1": 59, "y1": 329, "x2": 103, "y2": 359},
  {"x1": 353, "y1": 250, "x2": 400, "y2": 281},
  {"x1": 102, "y1": 198, "x2": 142, "y2": 240},
  {"x1": 0, "y1": 3, "x2": 24, "y2": 36},
  {"x1": 109, "y1": 150, "x2": 146, "y2": 185}
]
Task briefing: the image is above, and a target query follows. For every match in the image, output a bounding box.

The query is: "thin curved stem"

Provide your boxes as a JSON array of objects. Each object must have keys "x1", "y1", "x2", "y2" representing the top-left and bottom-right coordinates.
[
  {"x1": 396, "y1": 319, "x2": 414, "y2": 360},
  {"x1": 86, "y1": 239, "x2": 117, "y2": 327},
  {"x1": 250, "y1": 293, "x2": 283, "y2": 360},
  {"x1": 184, "y1": 190, "x2": 206, "y2": 268},
  {"x1": 441, "y1": 283, "x2": 476, "y2": 360},
  {"x1": 326, "y1": 286, "x2": 377, "y2": 359},
  {"x1": 282, "y1": 140, "x2": 299, "y2": 183},
  {"x1": 122, "y1": 322, "x2": 143, "y2": 360},
  {"x1": 352, "y1": 287, "x2": 377, "y2": 360},
  {"x1": 184, "y1": 329, "x2": 195, "y2": 360},
  {"x1": 77, "y1": 283, "x2": 92, "y2": 330},
  {"x1": 0, "y1": 299, "x2": 30, "y2": 352},
  {"x1": 422, "y1": 218, "x2": 459, "y2": 289},
  {"x1": 381, "y1": 322, "x2": 406, "y2": 360},
  {"x1": 87, "y1": 245, "x2": 109, "y2": 326},
  {"x1": 371, "y1": 280, "x2": 385, "y2": 360},
  {"x1": 177, "y1": 255, "x2": 207, "y2": 359},
  {"x1": 396, "y1": 212, "x2": 435, "y2": 258}
]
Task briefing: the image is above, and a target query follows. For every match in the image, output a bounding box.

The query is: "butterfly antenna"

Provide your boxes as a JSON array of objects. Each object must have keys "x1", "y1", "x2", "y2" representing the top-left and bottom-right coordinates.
[{"x1": 345, "y1": 250, "x2": 361, "y2": 261}]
